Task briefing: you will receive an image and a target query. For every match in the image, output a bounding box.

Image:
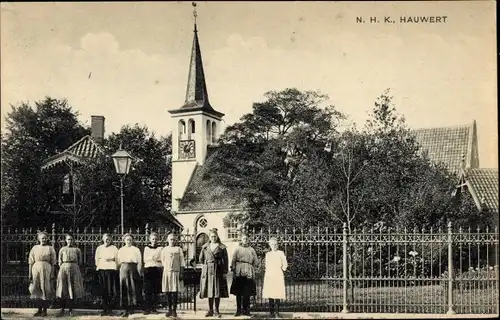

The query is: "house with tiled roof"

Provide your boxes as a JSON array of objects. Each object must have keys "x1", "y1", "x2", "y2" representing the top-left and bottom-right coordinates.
[
  {"x1": 412, "y1": 121, "x2": 480, "y2": 174},
  {"x1": 42, "y1": 116, "x2": 106, "y2": 170},
  {"x1": 41, "y1": 116, "x2": 182, "y2": 229},
  {"x1": 169, "y1": 17, "x2": 246, "y2": 262},
  {"x1": 41, "y1": 116, "x2": 107, "y2": 212},
  {"x1": 455, "y1": 168, "x2": 499, "y2": 223},
  {"x1": 415, "y1": 122, "x2": 498, "y2": 226}
]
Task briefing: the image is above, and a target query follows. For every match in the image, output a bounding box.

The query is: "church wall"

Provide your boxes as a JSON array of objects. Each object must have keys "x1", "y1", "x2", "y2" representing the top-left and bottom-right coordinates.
[
  {"x1": 176, "y1": 210, "x2": 241, "y2": 263},
  {"x1": 171, "y1": 160, "x2": 197, "y2": 212}
]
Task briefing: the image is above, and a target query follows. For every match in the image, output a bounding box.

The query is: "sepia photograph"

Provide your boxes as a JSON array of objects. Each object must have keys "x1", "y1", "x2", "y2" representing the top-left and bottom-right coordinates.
[{"x1": 1, "y1": 1, "x2": 497, "y2": 319}]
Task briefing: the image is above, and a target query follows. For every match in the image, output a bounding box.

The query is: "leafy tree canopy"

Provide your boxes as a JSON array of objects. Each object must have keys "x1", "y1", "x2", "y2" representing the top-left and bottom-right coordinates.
[
  {"x1": 1, "y1": 98, "x2": 172, "y2": 230},
  {"x1": 1, "y1": 97, "x2": 89, "y2": 227},
  {"x1": 209, "y1": 89, "x2": 481, "y2": 231}
]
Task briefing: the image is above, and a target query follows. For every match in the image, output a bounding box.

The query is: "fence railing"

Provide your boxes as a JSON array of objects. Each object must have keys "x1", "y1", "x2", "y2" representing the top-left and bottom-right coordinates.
[
  {"x1": 1, "y1": 222, "x2": 498, "y2": 315},
  {"x1": 1, "y1": 224, "x2": 198, "y2": 311},
  {"x1": 247, "y1": 222, "x2": 499, "y2": 315}
]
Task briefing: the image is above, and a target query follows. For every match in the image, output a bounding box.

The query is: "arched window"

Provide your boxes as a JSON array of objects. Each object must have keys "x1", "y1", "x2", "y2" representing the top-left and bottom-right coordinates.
[
  {"x1": 188, "y1": 119, "x2": 195, "y2": 135},
  {"x1": 211, "y1": 122, "x2": 217, "y2": 143},
  {"x1": 206, "y1": 120, "x2": 211, "y2": 143},
  {"x1": 178, "y1": 120, "x2": 186, "y2": 135},
  {"x1": 196, "y1": 233, "x2": 209, "y2": 263}
]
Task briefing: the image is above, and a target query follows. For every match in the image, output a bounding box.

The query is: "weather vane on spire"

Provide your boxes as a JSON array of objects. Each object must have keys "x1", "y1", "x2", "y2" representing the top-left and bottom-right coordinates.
[{"x1": 192, "y1": 2, "x2": 197, "y2": 27}]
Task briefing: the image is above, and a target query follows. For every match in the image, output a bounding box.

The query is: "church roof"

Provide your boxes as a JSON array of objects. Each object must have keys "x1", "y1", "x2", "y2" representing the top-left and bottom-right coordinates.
[
  {"x1": 178, "y1": 146, "x2": 247, "y2": 212},
  {"x1": 413, "y1": 121, "x2": 479, "y2": 173},
  {"x1": 41, "y1": 135, "x2": 105, "y2": 170},
  {"x1": 168, "y1": 24, "x2": 224, "y2": 118},
  {"x1": 463, "y1": 168, "x2": 499, "y2": 213}
]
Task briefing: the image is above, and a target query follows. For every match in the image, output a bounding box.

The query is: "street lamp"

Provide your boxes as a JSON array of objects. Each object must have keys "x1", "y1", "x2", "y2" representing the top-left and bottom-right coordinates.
[{"x1": 111, "y1": 143, "x2": 133, "y2": 234}]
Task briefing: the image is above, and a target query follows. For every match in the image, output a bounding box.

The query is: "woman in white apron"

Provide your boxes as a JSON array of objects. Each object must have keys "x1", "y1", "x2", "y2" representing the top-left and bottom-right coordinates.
[{"x1": 262, "y1": 237, "x2": 288, "y2": 318}]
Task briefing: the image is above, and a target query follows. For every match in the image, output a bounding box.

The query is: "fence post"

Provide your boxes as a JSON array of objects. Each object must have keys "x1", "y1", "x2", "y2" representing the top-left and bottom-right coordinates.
[
  {"x1": 51, "y1": 223, "x2": 56, "y2": 247},
  {"x1": 446, "y1": 221, "x2": 456, "y2": 315},
  {"x1": 341, "y1": 222, "x2": 349, "y2": 313}
]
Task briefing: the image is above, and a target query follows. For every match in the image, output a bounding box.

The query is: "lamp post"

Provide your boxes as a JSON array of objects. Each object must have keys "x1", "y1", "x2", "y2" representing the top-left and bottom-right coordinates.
[{"x1": 111, "y1": 143, "x2": 133, "y2": 234}]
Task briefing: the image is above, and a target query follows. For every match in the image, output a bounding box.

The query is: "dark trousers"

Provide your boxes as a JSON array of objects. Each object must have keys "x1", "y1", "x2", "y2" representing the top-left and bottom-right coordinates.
[
  {"x1": 98, "y1": 269, "x2": 119, "y2": 311},
  {"x1": 37, "y1": 299, "x2": 49, "y2": 312},
  {"x1": 236, "y1": 295, "x2": 251, "y2": 313},
  {"x1": 269, "y1": 298, "x2": 280, "y2": 315},
  {"x1": 143, "y1": 267, "x2": 161, "y2": 311},
  {"x1": 208, "y1": 297, "x2": 221, "y2": 313},
  {"x1": 60, "y1": 299, "x2": 74, "y2": 311},
  {"x1": 144, "y1": 292, "x2": 159, "y2": 311},
  {"x1": 166, "y1": 292, "x2": 178, "y2": 312}
]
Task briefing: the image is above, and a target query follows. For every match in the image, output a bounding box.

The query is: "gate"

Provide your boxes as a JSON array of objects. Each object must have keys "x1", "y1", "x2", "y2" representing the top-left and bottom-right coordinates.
[
  {"x1": 2, "y1": 222, "x2": 498, "y2": 315},
  {"x1": 1, "y1": 224, "x2": 200, "y2": 311}
]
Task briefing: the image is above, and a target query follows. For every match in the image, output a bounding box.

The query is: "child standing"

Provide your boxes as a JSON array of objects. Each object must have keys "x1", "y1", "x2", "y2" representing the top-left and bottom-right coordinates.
[
  {"x1": 230, "y1": 232, "x2": 259, "y2": 316},
  {"x1": 56, "y1": 233, "x2": 85, "y2": 317},
  {"x1": 262, "y1": 237, "x2": 288, "y2": 318},
  {"x1": 117, "y1": 233, "x2": 142, "y2": 317},
  {"x1": 28, "y1": 231, "x2": 57, "y2": 317},
  {"x1": 95, "y1": 233, "x2": 119, "y2": 316},
  {"x1": 143, "y1": 232, "x2": 163, "y2": 315},
  {"x1": 161, "y1": 232, "x2": 185, "y2": 318}
]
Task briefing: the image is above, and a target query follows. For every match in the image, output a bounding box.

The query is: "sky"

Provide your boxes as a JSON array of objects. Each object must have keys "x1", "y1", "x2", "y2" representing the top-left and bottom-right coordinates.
[{"x1": 1, "y1": 1, "x2": 497, "y2": 168}]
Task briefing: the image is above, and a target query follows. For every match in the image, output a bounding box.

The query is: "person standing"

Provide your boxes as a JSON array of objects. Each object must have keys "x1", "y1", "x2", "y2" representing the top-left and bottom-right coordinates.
[
  {"x1": 95, "y1": 233, "x2": 119, "y2": 316},
  {"x1": 28, "y1": 231, "x2": 57, "y2": 317},
  {"x1": 117, "y1": 233, "x2": 142, "y2": 318},
  {"x1": 161, "y1": 232, "x2": 185, "y2": 318},
  {"x1": 55, "y1": 233, "x2": 85, "y2": 317},
  {"x1": 199, "y1": 228, "x2": 229, "y2": 318},
  {"x1": 262, "y1": 237, "x2": 288, "y2": 318},
  {"x1": 230, "y1": 232, "x2": 259, "y2": 317},
  {"x1": 142, "y1": 232, "x2": 163, "y2": 315}
]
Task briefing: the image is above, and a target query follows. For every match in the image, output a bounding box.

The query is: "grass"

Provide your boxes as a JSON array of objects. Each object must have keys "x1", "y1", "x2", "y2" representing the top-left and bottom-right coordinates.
[
  {"x1": 250, "y1": 280, "x2": 498, "y2": 314},
  {"x1": 2, "y1": 278, "x2": 497, "y2": 315}
]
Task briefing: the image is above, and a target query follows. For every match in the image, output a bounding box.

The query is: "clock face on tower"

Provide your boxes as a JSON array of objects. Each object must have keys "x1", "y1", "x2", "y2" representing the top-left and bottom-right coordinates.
[{"x1": 179, "y1": 140, "x2": 196, "y2": 159}]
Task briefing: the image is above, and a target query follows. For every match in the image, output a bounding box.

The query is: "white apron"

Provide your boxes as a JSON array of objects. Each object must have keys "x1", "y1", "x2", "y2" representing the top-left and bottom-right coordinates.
[{"x1": 262, "y1": 250, "x2": 288, "y2": 299}]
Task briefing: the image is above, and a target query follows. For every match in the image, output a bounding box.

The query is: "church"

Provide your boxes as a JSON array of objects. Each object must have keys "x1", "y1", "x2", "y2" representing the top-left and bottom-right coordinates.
[
  {"x1": 168, "y1": 8, "x2": 498, "y2": 264},
  {"x1": 168, "y1": 15, "x2": 246, "y2": 263}
]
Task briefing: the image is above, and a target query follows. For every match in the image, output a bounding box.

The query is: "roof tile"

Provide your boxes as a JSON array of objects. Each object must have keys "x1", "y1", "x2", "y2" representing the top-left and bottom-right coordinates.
[
  {"x1": 465, "y1": 168, "x2": 499, "y2": 213},
  {"x1": 42, "y1": 135, "x2": 104, "y2": 169},
  {"x1": 413, "y1": 125, "x2": 471, "y2": 173},
  {"x1": 178, "y1": 146, "x2": 247, "y2": 212}
]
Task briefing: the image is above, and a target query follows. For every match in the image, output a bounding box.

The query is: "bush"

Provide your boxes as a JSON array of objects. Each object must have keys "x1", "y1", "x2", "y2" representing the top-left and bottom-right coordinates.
[{"x1": 441, "y1": 265, "x2": 498, "y2": 291}]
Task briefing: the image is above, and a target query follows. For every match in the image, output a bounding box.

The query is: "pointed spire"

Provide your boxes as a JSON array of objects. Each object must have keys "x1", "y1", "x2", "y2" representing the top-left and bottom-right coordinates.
[
  {"x1": 184, "y1": 21, "x2": 210, "y2": 108},
  {"x1": 169, "y1": 3, "x2": 224, "y2": 118}
]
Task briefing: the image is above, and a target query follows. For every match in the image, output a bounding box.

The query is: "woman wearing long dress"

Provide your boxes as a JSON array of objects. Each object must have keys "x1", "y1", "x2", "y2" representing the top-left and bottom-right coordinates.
[
  {"x1": 262, "y1": 237, "x2": 288, "y2": 318},
  {"x1": 230, "y1": 232, "x2": 259, "y2": 317},
  {"x1": 199, "y1": 228, "x2": 229, "y2": 318},
  {"x1": 161, "y1": 232, "x2": 185, "y2": 318},
  {"x1": 117, "y1": 233, "x2": 142, "y2": 317},
  {"x1": 56, "y1": 233, "x2": 85, "y2": 317},
  {"x1": 29, "y1": 231, "x2": 57, "y2": 317},
  {"x1": 142, "y1": 232, "x2": 163, "y2": 315},
  {"x1": 95, "y1": 233, "x2": 119, "y2": 316}
]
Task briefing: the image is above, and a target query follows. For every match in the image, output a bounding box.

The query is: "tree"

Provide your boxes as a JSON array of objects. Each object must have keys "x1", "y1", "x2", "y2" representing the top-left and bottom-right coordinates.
[
  {"x1": 205, "y1": 88, "x2": 345, "y2": 227},
  {"x1": 1, "y1": 97, "x2": 89, "y2": 227},
  {"x1": 105, "y1": 125, "x2": 173, "y2": 229},
  {"x1": 323, "y1": 90, "x2": 481, "y2": 230},
  {"x1": 1, "y1": 97, "x2": 174, "y2": 229},
  {"x1": 41, "y1": 124, "x2": 173, "y2": 230},
  {"x1": 213, "y1": 88, "x2": 481, "y2": 231}
]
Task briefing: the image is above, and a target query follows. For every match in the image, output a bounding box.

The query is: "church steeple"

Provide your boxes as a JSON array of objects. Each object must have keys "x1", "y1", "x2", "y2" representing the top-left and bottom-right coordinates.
[{"x1": 171, "y1": 2, "x2": 223, "y2": 118}]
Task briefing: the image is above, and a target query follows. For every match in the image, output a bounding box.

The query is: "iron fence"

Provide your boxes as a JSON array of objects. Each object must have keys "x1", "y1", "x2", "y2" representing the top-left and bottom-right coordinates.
[
  {"x1": 247, "y1": 222, "x2": 499, "y2": 315},
  {"x1": 1, "y1": 224, "x2": 199, "y2": 311},
  {"x1": 1, "y1": 222, "x2": 498, "y2": 315}
]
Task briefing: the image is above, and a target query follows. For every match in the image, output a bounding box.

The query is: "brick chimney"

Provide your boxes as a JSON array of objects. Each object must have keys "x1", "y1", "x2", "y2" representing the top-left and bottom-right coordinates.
[{"x1": 91, "y1": 115, "x2": 105, "y2": 144}]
